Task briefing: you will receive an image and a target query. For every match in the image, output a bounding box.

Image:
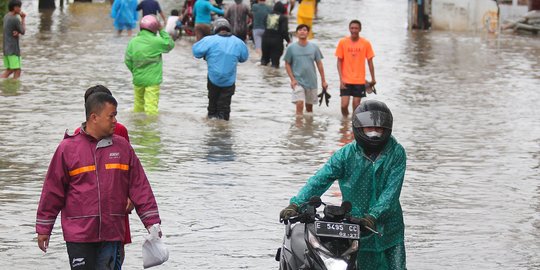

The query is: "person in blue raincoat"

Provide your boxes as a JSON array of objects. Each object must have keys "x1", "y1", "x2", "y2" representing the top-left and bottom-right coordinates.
[
  {"x1": 111, "y1": 0, "x2": 138, "y2": 36},
  {"x1": 192, "y1": 18, "x2": 248, "y2": 121},
  {"x1": 280, "y1": 100, "x2": 407, "y2": 269}
]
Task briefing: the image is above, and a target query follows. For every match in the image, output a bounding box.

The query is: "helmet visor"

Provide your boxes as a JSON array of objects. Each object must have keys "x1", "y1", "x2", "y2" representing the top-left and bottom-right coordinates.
[{"x1": 352, "y1": 111, "x2": 392, "y2": 129}]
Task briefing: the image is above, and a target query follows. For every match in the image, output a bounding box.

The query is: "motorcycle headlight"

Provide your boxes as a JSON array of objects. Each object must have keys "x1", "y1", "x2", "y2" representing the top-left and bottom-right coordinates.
[
  {"x1": 341, "y1": 240, "x2": 359, "y2": 257},
  {"x1": 318, "y1": 252, "x2": 348, "y2": 270},
  {"x1": 307, "y1": 229, "x2": 331, "y2": 254}
]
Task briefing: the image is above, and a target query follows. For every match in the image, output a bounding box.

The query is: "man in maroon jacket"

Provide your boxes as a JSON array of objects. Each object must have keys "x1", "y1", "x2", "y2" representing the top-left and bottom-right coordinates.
[{"x1": 36, "y1": 92, "x2": 162, "y2": 269}]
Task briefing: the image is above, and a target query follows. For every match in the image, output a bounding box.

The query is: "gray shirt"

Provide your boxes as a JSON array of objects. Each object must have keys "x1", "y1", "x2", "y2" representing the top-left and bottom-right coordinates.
[
  {"x1": 284, "y1": 42, "x2": 323, "y2": 90},
  {"x1": 251, "y1": 3, "x2": 271, "y2": 30},
  {"x1": 3, "y1": 14, "x2": 24, "y2": 56}
]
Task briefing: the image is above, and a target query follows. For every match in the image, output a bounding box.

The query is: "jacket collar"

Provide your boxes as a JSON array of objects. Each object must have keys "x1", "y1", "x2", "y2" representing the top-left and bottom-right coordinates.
[
  {"x1": 77, "y1": 122, "x2": 113, "y2": 148},
  {"x1": 139, "y1": 29, "x2": 157, "y2": 37}
]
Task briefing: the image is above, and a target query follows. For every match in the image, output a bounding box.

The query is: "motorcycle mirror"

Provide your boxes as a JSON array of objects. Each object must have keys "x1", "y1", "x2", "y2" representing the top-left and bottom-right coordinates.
[
  {"x1": 341, "y1": 201, "x2": 352, "y2": 213},
  {"x1": 308, "y1": 196, "x2": 322, "y2": 208}
]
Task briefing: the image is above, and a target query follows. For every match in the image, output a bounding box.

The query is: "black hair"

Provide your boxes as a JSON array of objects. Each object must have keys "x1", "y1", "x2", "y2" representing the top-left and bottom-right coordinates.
[
  {"x1": 8, "y1": 0, "x2": 22, "y2": 11},
  {"x1": 84, "y1": 85, "x2": 112, "y2": 102},
  {"x1": 349, "y1": 20, "x2": 362, "y2": 28},
  {"x1": 85, "y1": 92, "x2": 117, "y2": 120},
  {"x1": 273, "y1": 1, "x2": 285, "y2": 14},
  {"x1": 296, "y1": 24, "x2": 310, "y2": 32},
  {"x1": 171, "y1": 9, "x2": 179, "y2": 16}
]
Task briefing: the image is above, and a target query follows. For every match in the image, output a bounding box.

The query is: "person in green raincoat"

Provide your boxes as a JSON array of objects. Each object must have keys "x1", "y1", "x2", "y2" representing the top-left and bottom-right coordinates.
[
  {"x1": 280, "y1": 100, "x2": 407, "y2": 270},
  {"x1": 125, "y1": 15, "x2": 174, "y2": 115}
]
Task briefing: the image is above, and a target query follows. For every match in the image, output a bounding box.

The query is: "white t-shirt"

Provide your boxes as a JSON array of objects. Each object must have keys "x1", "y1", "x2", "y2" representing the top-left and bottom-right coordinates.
[{"x1": 165, "y1": 16, "x2": 180, "y2": 34}]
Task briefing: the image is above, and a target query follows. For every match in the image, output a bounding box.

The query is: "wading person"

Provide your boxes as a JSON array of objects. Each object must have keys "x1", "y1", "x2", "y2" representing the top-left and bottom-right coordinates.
[
  {"x1": 284, "y1": 24, "x2": 327, "y2": 115},
  {"x1": 261, "y1": 1, "x2": 290, "y2": 68},
  {"x1": 125, "y1": 15, "x2": 174, "y2": 115},
  {"x1": 193, "y1": 0, "x2": 224, "y2": 41},
  {"x1": 165, "y1": 9, "x2": 182, "y2": 41},
  {"x1": 36, "y1": 92, "x2": 162, "y2": 269},
  {"x1": 192, "y1": 18, "x2": 248, "y2": 121},
  {"x1": 250, "y1": 0, "x2": 272, "y2": 57},
  {"x1": 291, "y1": 0, "x2": 316, "y2": 39},
  {"x1": 280, "y1": 100, "x2": 407, "y2": 270},
  {"x1": 1, "y1": 0, "x2": 25, "y2": 80},
  {"x1": 224, "y1": 0, "x2": 251, "y2": 42},
  {"x1": 335, "y1": 20, "x2": 376, "y2": 116},
  {"x1": 136, "y1": 0, "x2": 167, "y2": 23},
  {"x1": 110, "y1": 0, "x2": 138, "y2": 36}
]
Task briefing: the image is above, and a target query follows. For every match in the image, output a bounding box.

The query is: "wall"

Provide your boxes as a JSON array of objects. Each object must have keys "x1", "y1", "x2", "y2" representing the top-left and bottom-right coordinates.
[{"x1": 431, "y1": 0, "x2": 499, "y2": 32}]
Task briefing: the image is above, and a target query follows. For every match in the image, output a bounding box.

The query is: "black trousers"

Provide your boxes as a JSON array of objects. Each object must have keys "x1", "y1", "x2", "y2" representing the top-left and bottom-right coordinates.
[
  {"x1": 261, "y1": 36, "x2": 284, "y2": 68},
  {"x1": 207, "y1": 80, "x2": 235, "y2": 121}
]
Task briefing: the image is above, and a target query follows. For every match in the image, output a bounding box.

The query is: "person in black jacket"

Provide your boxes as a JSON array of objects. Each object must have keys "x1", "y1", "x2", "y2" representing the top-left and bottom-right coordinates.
[{"x1": 261, "y1": 1, "x2": 290, "y2": 68}]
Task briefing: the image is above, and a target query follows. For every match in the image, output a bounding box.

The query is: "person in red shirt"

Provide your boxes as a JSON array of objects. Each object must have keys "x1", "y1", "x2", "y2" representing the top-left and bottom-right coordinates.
[{"x1": 335, "y1": 20, "x2": 376, "y2": 116}]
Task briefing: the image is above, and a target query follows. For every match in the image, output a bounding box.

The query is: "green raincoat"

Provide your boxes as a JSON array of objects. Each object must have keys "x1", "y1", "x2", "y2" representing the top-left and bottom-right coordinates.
[
  {"x1": 125, "y1": 29, "x2": 174, "y2": 87},
  {"x1": 290, "y1": 136, "x2": 406, "y2": 253}
]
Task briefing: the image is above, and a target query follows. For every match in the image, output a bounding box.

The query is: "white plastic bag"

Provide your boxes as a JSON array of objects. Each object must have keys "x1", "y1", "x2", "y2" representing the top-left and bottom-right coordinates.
[{"x1": 142, "y1": 224, "x2": 169, "y2": 269}]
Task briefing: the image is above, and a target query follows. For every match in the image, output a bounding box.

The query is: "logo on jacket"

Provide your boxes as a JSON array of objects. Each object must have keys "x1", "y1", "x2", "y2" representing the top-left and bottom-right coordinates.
[
  {"x1": 72, "y1": 258, "x2": 86, "y2": 267},
  {"x1": 109, "y1": 152, "x2": 120, "y2": 159}
]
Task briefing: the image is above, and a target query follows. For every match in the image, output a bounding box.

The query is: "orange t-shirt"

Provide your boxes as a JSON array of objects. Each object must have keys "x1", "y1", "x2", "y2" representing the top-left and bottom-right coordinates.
[{"x1": 335, "y1": 36, "x2": 375, "y2": 84}]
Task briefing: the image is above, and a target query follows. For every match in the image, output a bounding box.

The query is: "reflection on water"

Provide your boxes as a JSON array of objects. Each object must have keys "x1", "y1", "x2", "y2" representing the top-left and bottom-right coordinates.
[
  {"x1": 0, "y1": 0, "x2": 539, "y2": 269},
  {"x1": 129, "y1": 115, "x2": 162, "y2": 171},
  {"x1": 204, "y1": 121, "x2": 236, "y2": 162},
  {"x1": 0, "y1": 79, "x2": 21, "y2": 96},
  {"x1": 338, "y1": 116, "x2": 354, "y2": 147}
]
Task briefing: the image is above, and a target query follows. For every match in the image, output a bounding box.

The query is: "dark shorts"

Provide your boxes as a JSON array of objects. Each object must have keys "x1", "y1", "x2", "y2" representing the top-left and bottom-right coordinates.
[
  {"x1": 340, "y1": 84, "x2": 366, "y2": 97},
  {"x1": 66, "y1": 241, "x2": 123, "y2": 270}
]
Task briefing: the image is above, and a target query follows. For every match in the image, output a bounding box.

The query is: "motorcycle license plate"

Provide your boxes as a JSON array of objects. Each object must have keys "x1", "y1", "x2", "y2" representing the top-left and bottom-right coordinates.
[{"x1": 314, "y1": 221, "x2": 360, "y2": 239}]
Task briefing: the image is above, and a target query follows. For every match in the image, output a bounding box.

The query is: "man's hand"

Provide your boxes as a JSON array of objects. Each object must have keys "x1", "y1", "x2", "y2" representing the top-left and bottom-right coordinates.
[
  {"x1": 125, "y1": 198, "x2": 134, "y2": 214},
  {"x1": 147, "y1": 224, "x2": 163, "y2": 238},
  {"x1": 359, "y1": 215, "x2": 377, "y2": 230},
  {"x1": 339, "y1": 80, "x2": 345, "y2": 90},
  {"x1": 19, "y1": 11, "x2": 26, "y2": 19},
  {"x1": 370, "y1": 79, "x2": 377, "y2": 86},
  {"x1": 290, "y1": 79, "x2": 298, "y2": 90},
  {"x1": 37, "y1": 234, "x2": 49, "y2": 253},
  {"x1": 322, "y1": 81, "x2": 328, "y2": 91},
  {"x1": 279, "y1": 204, "x2": 298, "y2": 221}
]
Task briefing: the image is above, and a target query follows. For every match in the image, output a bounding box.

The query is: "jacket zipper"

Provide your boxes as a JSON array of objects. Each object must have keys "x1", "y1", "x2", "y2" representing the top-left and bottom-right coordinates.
[{"x1": 93, "y1": 145, "x2": 102, "y2": 240}]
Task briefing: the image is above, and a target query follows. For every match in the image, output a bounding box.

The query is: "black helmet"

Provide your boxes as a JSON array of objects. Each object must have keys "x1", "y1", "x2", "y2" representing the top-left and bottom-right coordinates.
[
  {"x1": 213, "y1": 18, "x2": 231, "y2": 34},
  {"x1": 352, "y1": 100, "x2": 393, "y2": 153}
]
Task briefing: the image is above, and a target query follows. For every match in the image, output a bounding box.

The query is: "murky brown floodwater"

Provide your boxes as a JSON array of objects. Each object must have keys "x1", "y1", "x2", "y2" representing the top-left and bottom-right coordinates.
[{"x1": 0, "y1": 0, "x2": 539, "y2": 269}]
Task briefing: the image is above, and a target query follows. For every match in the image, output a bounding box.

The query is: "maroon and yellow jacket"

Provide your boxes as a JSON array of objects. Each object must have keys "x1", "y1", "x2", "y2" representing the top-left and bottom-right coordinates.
[{"x1": 36, "y1": 128, "x2": 160, "y2": 243}]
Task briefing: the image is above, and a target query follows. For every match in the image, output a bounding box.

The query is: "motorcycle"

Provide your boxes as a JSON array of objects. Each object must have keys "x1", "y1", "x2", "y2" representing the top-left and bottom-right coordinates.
[{"x1": 276, "y1": 197, "x2": 379, "y2": 270}]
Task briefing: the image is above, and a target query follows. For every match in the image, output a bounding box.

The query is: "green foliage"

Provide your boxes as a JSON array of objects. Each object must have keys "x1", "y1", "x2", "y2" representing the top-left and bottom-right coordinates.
[{"x1": 0, "y1": 0, "x2": 7, "y2": 26}]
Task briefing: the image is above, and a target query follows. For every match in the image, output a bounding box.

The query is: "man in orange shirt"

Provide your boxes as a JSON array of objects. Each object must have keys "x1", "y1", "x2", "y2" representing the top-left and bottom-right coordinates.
[{"x1": 335, "y1": 20, "x2": 376, "y2": 116}]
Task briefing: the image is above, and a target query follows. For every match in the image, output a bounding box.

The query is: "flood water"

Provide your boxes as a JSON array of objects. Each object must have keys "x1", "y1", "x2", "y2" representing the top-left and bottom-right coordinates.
[{"x1": 0, "y1": 0, "x2": 539, "y2": 269}]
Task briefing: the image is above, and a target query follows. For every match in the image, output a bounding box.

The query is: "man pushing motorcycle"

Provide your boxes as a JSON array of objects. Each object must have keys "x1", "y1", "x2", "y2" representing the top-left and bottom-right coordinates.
[{"x1": 280, "y1": 100, "x2": 407, "y2": 270}]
